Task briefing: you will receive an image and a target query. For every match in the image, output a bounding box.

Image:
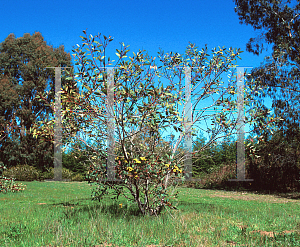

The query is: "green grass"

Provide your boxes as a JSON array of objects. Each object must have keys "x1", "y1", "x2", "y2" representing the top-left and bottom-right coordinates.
[{"x1": 0, "y1": 181, "x2": 300, "y2": 246}]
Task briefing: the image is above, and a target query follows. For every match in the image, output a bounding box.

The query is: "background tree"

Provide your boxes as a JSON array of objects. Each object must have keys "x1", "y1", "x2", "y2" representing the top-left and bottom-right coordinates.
[
  {"x1": 234, "y1": 0, "x2": 300, "y2": 191},
  {"x1": 0, "y1": 73, "x2": 20, "y2": 147},
  {"x1": 62, "y1": 138, "x2": 103, "y2": 177},
  {"x1": 0, "y1": 32, "x2": 79, "y2": 172},
  {"x1": 245, "y1": 129, "x2": 300, "y2": 191},
  {"x1": 191, "y1": 131, "x2": 236, "y2": 178}
]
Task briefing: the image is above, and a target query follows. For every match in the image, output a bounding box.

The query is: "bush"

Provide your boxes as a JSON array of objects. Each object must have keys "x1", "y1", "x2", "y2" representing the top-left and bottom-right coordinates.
[
  {"x1": 182, "y1": 162, "x2": 238, "y2": 190},
  {"x1": 71, "y1": 173, "x2": 84, "y2": 181},
  {"x1": 41, "y1": 167, "x2": 75, "y2": 180},
  {"x1": 41, "y1": 169, "x2": 53, "y2": 180},
  {"x1": 245, "y1": 129, "x2": 300, "y2": 192},
  {"x1": 0, "y1": 162, "x2": 26, "y2": 193},
  {"x1": 62, "y1": 140, "x2": 101, "y2": 176},
  {"x1": 2, "y1": 164, "x2": 41, "y2": 181}
]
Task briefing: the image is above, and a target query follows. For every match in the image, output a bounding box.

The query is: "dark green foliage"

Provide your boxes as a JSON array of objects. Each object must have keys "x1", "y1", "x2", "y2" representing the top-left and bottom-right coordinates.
[
  {"x1": 62, "y1": 137, "x2": 107, "y2": 177},
  {"x1": 0, "y1": 32, "x2": 79, "y2": 172},
  {"x1": 234, "y1": 0, "x2": 300, "y2": 58},
  {"x1": 40, "y1": 167, "x2": 74, "y2": 180},
  {"x1": 0, "y1": 70, "x2": 20, "y2": 145},
  {"x1": 192, "y1": 132, "x2": 236, "y2": 177},
  {"x1": 233, "y1": 0, "x2": 300, "y2": 141},
  {"x1": 233, "y1": 0, "x2": 300, "y2": 191},
  {"x1": 0, "y1": 132, "x2": 54, "y2": 173},
  {"x1": 62, "y1": 151, "x2": 89, "y2": 176},
  {"x1": 245, "y1": 128, "x2": 300, "y2": 192}
]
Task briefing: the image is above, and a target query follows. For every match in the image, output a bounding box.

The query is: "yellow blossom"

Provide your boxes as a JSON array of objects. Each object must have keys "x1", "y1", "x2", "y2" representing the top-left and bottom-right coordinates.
[
  {"x1": 165, "y1": 164, "x2": 170, "y2": 167},
  {"x1": 119, "y1": 203, "x2": 123, "y2": 208},
  {"x1": 134, "y1": 175, "x2": 138, "y2": 179},
  {"x1": 127, "y1": 167, "x2": 133, "y2": 172},
  {"x1": 133, "y1": 158, "x2": 141, "y2": 163},
  {"x1": 140, "y1": 157, "x2": 147, "y2": 161}
]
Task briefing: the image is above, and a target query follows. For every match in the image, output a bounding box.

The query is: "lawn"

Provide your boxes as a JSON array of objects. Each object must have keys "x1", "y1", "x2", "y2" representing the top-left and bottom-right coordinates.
[{"x1": 1, "y1": 181, "x2": 300, "y2": 246}]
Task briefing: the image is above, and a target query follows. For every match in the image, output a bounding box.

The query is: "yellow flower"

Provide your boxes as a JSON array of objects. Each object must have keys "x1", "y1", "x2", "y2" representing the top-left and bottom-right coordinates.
[
  {"x1": 119, "y1": 203, "x2": 123, "y2": 208},
  {"x1": 178, "y1": 169, "x2": 182, "y2": 173},
  {"x1": 126, "y1": 167, "x2": 133, "y2": 172},
  {"x1": 173, "y1": 168, "x2": 178, "y2": 172},
  {"x1": 165, "y1": 164, "x2": 170, "y2": 167},
  {"x1": 134, "y1": 175, "x2": 138, "y2": 179},
  {"x1": 115, "y1": 157, "x2": 119, "y2": 160},
  {"x1": 133, "y1": 158, "x2": 141, "y2": 163},
  {"x1": 140, "y1": 157, "x2": 147, "y2": 161}
]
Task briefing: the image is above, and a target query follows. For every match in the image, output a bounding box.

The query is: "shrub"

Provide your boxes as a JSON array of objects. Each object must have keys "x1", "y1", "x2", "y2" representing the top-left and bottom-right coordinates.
[
  {"x1": 41, "y1": 167, "x2": 74, "y2": 180},
  {"x1": 41, "y1": 169, "x2": 53, "y2": 180},
  {"x1": 71, "y1": 173, "x2": 84, "y2": 182},
  {"x1": 62, "y1": 167, "x2": 74, "y2": 179},
  {"x1": 2, "y1": 164, "x2": 41, "y2": 181},
  {"x1": 0, "y1": 162, "x2": 27, "y2": 193},
  {"x1": 245, "y1": 130, "x2": 300, "y2": 192},
  {"x1": 182, "y1": 162, "x2": 237, "y2": 189}
]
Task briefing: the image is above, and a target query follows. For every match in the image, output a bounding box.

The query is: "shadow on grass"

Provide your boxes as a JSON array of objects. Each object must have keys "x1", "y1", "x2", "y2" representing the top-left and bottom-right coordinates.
[
  {"x1": 248, "y1": 190, "x2": 300, "y2": 200},
  {"x1": 45, "y1": 195, "x2": 220, "y2": 222},
  {"x1": 47, "y1": 197, "x2": 156, "y2": 220}
]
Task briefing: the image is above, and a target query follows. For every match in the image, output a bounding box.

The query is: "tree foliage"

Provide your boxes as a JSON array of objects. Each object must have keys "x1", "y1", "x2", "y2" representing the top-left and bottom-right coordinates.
[
  {"x1": 192, "y1": 131, "x2": 236, "y2": 177},
  {"x1": 0, "y1": 32, "x2": 79, "y2": 172},
  {"x1": 234, "y1": 0, "x2": 300, "y2": 136},
  {"x1": 234, "y1": 0, "x2": 300, "y2": 190},
  {"x1": 234, "y1": 0, "x2": 300, "y2": 134},
  {"x1": 245, "y1": 128, "x2": 300, "y2": 191}
]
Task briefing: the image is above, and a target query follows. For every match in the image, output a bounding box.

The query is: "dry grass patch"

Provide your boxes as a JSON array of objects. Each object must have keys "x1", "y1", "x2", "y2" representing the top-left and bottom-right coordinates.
[{"x1": 207, "y1": 190, "x2": 300, "y2": 204}]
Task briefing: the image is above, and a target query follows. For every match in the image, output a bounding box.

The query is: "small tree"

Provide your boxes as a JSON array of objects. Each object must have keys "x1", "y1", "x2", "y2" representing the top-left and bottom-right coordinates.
[{"x1": 29, "y1": 31, "x2": 282, "y2": 217}]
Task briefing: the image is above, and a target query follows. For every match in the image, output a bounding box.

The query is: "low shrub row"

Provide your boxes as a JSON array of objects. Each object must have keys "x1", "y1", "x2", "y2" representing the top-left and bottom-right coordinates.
[
  {"x1": 1, "y1": 164, "x2": 86, "y2": 182},
  {"x1": 0, "y1": 162, "x2": 27, "y2": 193}
]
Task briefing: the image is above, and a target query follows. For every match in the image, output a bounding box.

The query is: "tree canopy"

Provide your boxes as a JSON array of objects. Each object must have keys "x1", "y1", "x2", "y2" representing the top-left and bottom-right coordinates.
[
  {"x1": 0, "y1": 32, "x2": 78, "y2": 171},
  {"x1": 234, "y1": 0, "x2": 300, "y2": 191},
  {"x1": 234, "y1": 0, "x2": 300, "y2": 138}
]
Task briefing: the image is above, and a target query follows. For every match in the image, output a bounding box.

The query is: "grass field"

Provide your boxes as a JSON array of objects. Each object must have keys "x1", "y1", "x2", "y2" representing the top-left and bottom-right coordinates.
[{"x1": 1, "y1": 181, "x2": 300, "y2": 246}]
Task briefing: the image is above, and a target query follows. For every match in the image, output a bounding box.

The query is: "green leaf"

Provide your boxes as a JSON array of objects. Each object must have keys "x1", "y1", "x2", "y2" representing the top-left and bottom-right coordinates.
[{"x1": 83, "y1": 84, "x2": 91, "y2": 91}]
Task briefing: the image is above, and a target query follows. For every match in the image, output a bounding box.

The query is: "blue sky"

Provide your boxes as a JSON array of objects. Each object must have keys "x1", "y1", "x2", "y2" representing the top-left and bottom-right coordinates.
[{"x1": 1, "y1": 0, "x2": 276, "y2": 153}]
